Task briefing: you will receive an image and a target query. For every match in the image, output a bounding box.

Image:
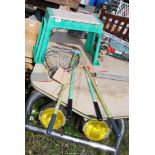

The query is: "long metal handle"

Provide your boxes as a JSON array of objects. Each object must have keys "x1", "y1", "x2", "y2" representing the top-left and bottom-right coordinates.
[
  {"x1": 84, "y1": 66, "x2": 111, "y2": 117},
  {"x1": 84, "y1": 66, "x2": 120, "y2": 136},
  {"x1": 93, "y1": 101, "x2": 103, "y2": 121},
  {"x1": 46, "y1": 84, "x2": 65, "y2": 134},
  {"x1": 85, "y1": 71, "x2": 103, "y2": 121},
  {"x1": 46, "y1": 114, "x2": 57, "y2": 135},
  {"x1": 68, "y1": 70, "x2": 75, "y2": 100},
  {"x1": 66, "y1": 99, "x2": 73, "y2": 120},
  {"x1": 109, "y1": 118, "x2": 121, "y2": 137},
  {"x1": 66, "y1": 70, "x2": 75, "y2": 120},
  {"x1": 26, "y1": 124, "x2": 116, "y2": 153}
]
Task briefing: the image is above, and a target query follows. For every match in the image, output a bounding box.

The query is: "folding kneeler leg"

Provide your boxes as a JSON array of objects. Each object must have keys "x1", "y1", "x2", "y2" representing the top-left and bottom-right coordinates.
[
  {"x1": 33, "y1": 7, "x2": 103, "y2": 65},
  {"x1": 34, "y1": 18, "x2": 47, "y2": 62},
  {"x1": 84, "y1": 32, "x2": 103, "y2": 65}
]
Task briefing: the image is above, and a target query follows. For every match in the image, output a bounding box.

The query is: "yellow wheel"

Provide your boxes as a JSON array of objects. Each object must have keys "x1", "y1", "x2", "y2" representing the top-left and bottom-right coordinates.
[
  {"x1": 39, "y1": 107, "x2": 66, "y2": 129},
  {"x1": 83, "y1": 120, "x2": 109, "y2": 141}
]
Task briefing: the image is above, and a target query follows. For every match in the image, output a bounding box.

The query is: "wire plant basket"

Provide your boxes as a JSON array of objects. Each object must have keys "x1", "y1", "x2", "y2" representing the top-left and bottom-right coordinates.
[{"x1": 45, "y1": 45, "x2": 80, "y2": 78}]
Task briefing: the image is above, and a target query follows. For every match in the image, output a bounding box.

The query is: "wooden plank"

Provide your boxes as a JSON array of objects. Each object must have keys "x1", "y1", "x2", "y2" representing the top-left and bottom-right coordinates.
[
  {"x1": 31, "y1": 31, "x2": 128, "y2": 119},
  {"x1": 26, "y1": 0, "x2": 60, "y2": 11},
  {"x1": 25, "y1": 62, "x2": 33, "y2": 70},
  {"x1": 31, "y1": 61, "x2": 128, "y2": 119},
  {"x1": 25, "y1": 18, "x2": 40, "y2": 58},
  {"x1": 45, "y1": 0, "x2": 80, "y2": 9},
  {"x1": 25, "y1": 57, "x2": 33, "y2": 63},
  {"x1": 59, "y1": 5, "x2": 70, "y2": 11},
  {"x1": 25, "y1": 19, "x2": 40, "y2": 42}
]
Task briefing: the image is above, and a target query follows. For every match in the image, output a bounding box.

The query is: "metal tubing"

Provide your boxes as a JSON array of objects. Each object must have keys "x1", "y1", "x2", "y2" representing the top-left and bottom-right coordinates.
[
  {"x1": 25, "y1": 124, "x2": 115, "y2": 153},
  {"x1": 25, "y1": 90, "x2": 125, "y2": 154},
  {"x1": 112, "y1": 119, "x2": 125, "y2": 155},
  {"x1": 25, "y1": 91, "x2": 45, "y2": 124},
  {"x1": 84, "y1": 71, "x2": 103, "y2": 120},
  {"x1": 68, "y1": 70, "x2": 75, "y2": 100}
]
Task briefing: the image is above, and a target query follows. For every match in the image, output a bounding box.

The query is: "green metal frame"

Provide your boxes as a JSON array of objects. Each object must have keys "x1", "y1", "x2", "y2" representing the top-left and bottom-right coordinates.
[{"x1": 33, "y1": 7, "x2": 103, "y2": 66}]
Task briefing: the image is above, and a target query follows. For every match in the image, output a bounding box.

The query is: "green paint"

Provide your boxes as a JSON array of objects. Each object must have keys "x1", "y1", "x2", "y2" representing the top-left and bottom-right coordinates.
[
  {"x1": 84, "y1": 71, "x2": 96, "y2": 102},
  {"x1": 69, "y1": 70, "x2": 75, "y2": 100},
  {"x1": 53, "y1": 84, "x2": 66, "y2": 114}
]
